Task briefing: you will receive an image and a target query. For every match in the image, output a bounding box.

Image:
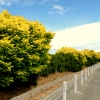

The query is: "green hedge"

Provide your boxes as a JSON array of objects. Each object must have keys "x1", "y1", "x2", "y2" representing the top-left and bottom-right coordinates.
[
  {"x1": 46, "y1": 47, "x2": 100, "y2": 74},
  {"x1": 81, "y1": 49, "x2": 100, "y2": 66}
]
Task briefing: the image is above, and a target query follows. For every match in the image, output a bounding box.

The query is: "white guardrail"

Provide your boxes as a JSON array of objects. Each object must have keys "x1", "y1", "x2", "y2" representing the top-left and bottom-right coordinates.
[{"x1": 43, "y1": 63, "x2": 100, "y2": 100}]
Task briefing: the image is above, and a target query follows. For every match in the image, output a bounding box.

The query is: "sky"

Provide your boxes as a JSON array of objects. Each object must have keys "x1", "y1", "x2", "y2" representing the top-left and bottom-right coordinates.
[{"x1": 0, "y1": 0, "x2": 100, "y2": 53}]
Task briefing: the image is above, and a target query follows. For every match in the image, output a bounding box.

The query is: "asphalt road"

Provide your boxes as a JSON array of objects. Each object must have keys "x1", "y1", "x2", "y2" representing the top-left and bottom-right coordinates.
[{"x1": 57, "y1": 67, "x2": 100, "y2": 100}]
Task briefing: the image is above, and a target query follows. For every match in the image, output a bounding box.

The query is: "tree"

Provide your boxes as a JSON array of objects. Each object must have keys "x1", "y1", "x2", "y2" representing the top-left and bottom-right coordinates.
[{"x1": 0, "y1": 10, "x2": 54, "y2": 87}]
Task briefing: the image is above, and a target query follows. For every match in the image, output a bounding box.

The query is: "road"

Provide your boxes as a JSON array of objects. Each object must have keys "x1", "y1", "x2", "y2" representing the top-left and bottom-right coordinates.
[{"x1": 58, "y1": 67, "x2": 100, "y2": 100}]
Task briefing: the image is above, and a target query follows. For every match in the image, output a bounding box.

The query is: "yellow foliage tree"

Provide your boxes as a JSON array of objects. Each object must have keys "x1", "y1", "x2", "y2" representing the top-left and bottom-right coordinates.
[{"x1": 0, "y1": 10, "x2": 54, "y2": 87}]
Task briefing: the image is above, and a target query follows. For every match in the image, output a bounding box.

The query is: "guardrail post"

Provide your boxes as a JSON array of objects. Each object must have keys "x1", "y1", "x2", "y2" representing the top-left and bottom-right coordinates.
[
  {"x1": 92, "y1": 65, "x2": 93, "y2": 73},
  {"x1": 92, "y1": 65, "x2": 94, "y2": 72},
  {"x1": 93, "y1": 65, "x2": 95, "y2": 71},
  {"x1": 63, "y1": 81, "x2": 67, "y2": 100},
  {"x1": 88, "y1": 67, "x2": 89, "y2": 76},
  {"x1": 81, "y1": 71, "x2": 83, "y2": 85},
  {"x1": 74, "y1": 74, "x2": 77, "y2": 93},
  {"x1": 94, "y1": 64, "x2": 96, "y2": 71},
  {"x1": 90, "y1": 66, "x2": 92, "y2": 74},
  {"x1": 85, "y1": 69, "x2": 87, "y2": 80}
]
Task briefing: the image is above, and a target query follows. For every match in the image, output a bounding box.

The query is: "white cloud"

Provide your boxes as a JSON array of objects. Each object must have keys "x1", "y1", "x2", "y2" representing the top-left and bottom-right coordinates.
[
  {"x1": 40, "y1": 0, "x2": 51, "y2": 5},
  {"x1": 75, "y1": 43, "x2": 100, "y2": 51},
  {"x1": 23, "y1": 0, "x2": 35, "y2": 6},
  {"x1": 49, "y1": 5, "x2": 73, "y2": 15},
  {"x1": 0, "y1": 0, "x2": 5, "y2": 5},
  {"x1": 55, "y1": 10, "x2": 65, "y2": 15},
  {"x1": 66, "y1": 7, "x2": 73, "y2": 12},
  {"x1": 50, "y1": 22, "x2": 100, "y2": 52},
  {"x1": 0, "y1": 0, "x2": 12, "y2": 6},
  {"x1": 0, "y1": 0, "x2": 35, "y2": 6},
  {"x1": 40, "y1": 0, "x2": 58, "y2": 5},
  {"x1": 0, "y1": 0, "x2": 19, "y2": 6},
  {"x1": 52, "y1": 5, "x2": 63, "y2": 10},
  {"x1": 48, "y1": 10, "x2": 65, "y2": 15}
]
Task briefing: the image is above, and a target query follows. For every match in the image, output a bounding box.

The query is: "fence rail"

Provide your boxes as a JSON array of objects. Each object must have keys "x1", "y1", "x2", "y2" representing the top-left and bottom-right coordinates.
[
  {"x1": 11, "y1": 63, "x2": 100, "y2": 100},
  {"x1": 43, "y1": 63, "x2": 100, "y2": 100}
]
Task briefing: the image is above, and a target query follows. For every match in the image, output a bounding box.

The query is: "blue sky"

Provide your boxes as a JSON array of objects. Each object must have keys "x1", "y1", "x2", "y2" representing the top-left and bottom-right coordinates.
[{"x1": 0, "y1": 0, "x2": 100, "y2": 53}]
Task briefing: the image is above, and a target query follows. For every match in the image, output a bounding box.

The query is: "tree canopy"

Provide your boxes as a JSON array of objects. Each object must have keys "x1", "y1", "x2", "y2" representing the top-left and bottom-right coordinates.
[{"x1": 0, "y1": 10, "x2": 54, "y2": 87}]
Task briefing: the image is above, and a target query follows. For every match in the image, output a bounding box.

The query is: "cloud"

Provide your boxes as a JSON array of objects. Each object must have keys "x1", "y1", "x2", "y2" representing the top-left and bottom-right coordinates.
[
  {"x1": 48, "y1": 5, "x2": 65, "y2": 15},
  {"x1": 51, "y1": 10, "x2": 65, "y2": 15},
  {"x1": 50, "y1": 22, "x2": 100, "y2": 52},
  {"x1": 49, "y1": 5, "x2": 73, "y2": 15},
  {"x1": 39, "y1": 0, "x2": 58, "y2": 5},
  {"x1": 75, "y1": 43, "x2": 100, "y2": 51},
  {"x1": 0, "y1": 0, "x2": 35, "y2": 6},
  {"x1": 52, "y1": 5, "x2": 63, "y2": 10},
  {"x1": 0, "y1": 0, "x2": 13, "y2": 6},
  {"x1": 39, "y1": 0, "x2": 51, "y2": 5},
  {"x1": 0, "y1": 0, "x2": 5, "y2": 5},
  {"x1": 23, "y1": 0, "x2": 35, "y2": 6}
]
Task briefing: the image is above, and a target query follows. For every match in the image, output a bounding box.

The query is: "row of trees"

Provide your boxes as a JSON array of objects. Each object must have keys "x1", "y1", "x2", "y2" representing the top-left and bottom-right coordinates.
[
  {"x1": 43, "y1": 47, "x2": 100, "y2": 76},
  {"x1": 0, "y1": 10, "x2": 100, "y2": 88}
]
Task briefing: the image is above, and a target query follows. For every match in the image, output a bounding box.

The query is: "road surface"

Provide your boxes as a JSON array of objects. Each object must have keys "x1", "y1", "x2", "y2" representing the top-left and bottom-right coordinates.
[{"x1": 58, "y1": 67, "x2": 100, "y2": 100}]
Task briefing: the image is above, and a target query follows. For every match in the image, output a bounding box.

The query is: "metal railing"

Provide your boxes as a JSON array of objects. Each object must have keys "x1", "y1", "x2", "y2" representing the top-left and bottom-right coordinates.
[{"x1": 43, "y1": 63, "x2": 100, "y2": 100}]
